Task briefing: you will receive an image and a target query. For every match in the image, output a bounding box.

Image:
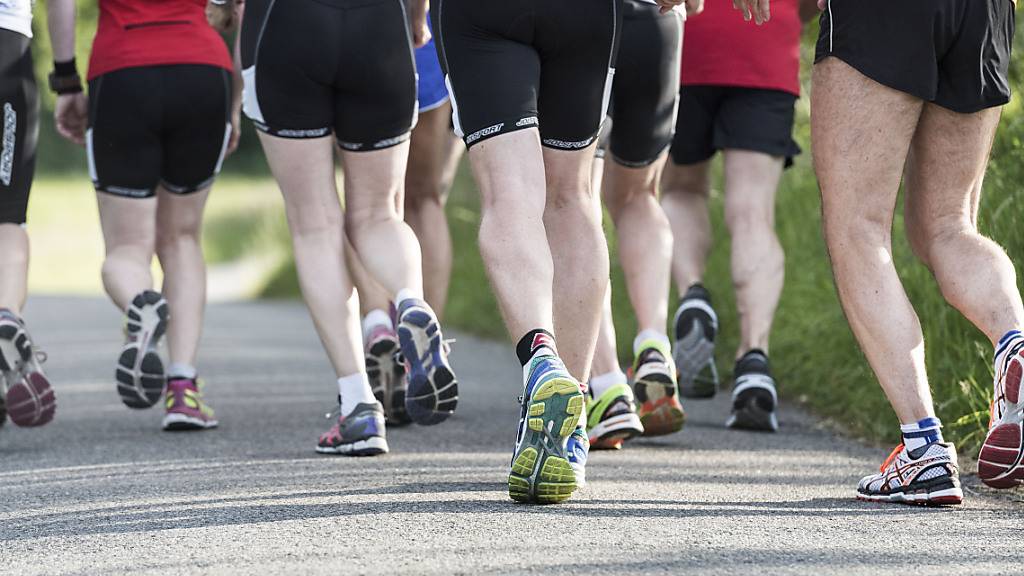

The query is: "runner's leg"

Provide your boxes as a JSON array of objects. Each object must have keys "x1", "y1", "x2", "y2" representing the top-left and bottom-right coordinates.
[
  {"x1": 97, "y1": 195, "x2": 157, "y2": 310},
  {"x1": 155, "y1": 186, "x2": 211, "y2": 368},
  {"x1": 903, "y1": 105, "x2": 1024, "y2": 344},
  {"x1": 813, "y1": 57, "x2": 931, "y2": 424},
  {"x1": 258, "y1": 134, "x2": 364, "y2": 379},
  {"x1": 722, "y1": 150, "x2": 784, "y2": 357},
  {"x1": 661, "y1": 160, "x2": 713, "y2": 290}
]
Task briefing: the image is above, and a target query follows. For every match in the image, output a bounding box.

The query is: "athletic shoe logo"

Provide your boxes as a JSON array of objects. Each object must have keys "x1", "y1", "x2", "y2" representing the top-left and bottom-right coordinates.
[
  {"x1": 1, "y1": 103, "x2": 15, "y2": 187},
  {"x1": 531, "y1": 332, "x2": 555, "y2": 354}
]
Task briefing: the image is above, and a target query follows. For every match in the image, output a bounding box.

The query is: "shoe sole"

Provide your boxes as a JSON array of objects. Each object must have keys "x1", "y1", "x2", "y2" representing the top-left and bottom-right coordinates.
[
  {"x1": 588, "y1": 412, "x2": 643, "y2": 449},
  {"x1": 856, "y1": 486, "x2": 963, "y2": 506},
  {"x1": 635, "y1": 370, "x2": 685, "y2": 437},
  {"x1": 399, "y1": 308, "x2": 457, "y2": 425},
  {"x1": 980, "y1": 352, "x2": 1024, "y2": 488},
  {"x1": 727, "y1": 380, "x2": 779, "y2": 432},
  {"x1": 116, "y1": 292, "x2": 169, "y2": 409},
  {"x1": 162, "y1": 412, "x2": 219, "y2": 431},
  {"x1": 0, "y1": 321, "x2": 56, "y2": 427},
  {"x1": 509, "y1": 378, "x2": 583, "y2": 504},
  {"x1": 316, "y1": 436, "x2": 389, "y2": 456},
  {"x1": 367, "y1": 337, "x2": 411, "y2": 427},
  {"x1": 674, "y1": 301, "x2": 719, "y2": 399}
]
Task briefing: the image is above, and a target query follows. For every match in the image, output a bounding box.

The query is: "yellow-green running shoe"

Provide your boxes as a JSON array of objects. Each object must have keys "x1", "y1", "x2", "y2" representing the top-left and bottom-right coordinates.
[
  {"x1": 587, "y1": 383, "x2": 644, "y2": 450},
  {"x1": 509, "y1": 353, "x2": 584, "y2": 504},
  {"x1": 633, "y1": 338, "x2": 685, "y2": 437}
]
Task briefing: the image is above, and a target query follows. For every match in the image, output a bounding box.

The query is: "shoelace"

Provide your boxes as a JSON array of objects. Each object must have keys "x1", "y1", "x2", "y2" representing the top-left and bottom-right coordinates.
[{"x1": 880, "y1": 444, "x2": 904, "y2": 473}]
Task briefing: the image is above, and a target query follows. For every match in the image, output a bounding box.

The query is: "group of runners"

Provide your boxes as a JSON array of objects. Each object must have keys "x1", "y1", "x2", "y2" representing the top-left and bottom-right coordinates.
[{"x1": 0, "y1": 0, "x2": 1021, "y2": 507}]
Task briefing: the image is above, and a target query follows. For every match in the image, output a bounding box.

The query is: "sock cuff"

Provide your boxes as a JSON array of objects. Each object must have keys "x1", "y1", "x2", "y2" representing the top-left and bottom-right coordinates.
[
  {"x1": 395, "y1": 289, "x2": 423, "y2": 308},
  {"x1": 516, "y1": 329, "x2": 556, "y2": 366},
  {"x1": 168, "y1": 363, "x2": 197, "y2": 379},
  {"x1": 633, "y1": 330, "x2": 670, "y2": 357},
  {"x1": 996, "y1": 330, "x2": 1023, "y2": 358},
  {"x1": 362, "y1": 309, "x2": 394, "y2": 339}
]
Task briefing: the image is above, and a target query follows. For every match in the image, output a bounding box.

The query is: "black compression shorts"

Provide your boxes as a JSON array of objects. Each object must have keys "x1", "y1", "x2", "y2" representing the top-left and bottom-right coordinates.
[
  {"x1": 241, "y1": 0, "x2": 417, "y2": 151},
  {"x1": 605, "y1": 0, "x2": 683, "y2": 167},
  {"x1": 432, "y1": 0, "x2": 623, "y2": 150},
  {"x1": 87, "y1": 65, "x2": 231, "y2": 199},
  {"x1": 815, "y1": 0, "x2": 1015, "y2": 113},
  {"x1": 669, "y1": 86, "x2": 801, "y2": 168},
  {"x1": 0, "y1": 29, "x2": 38, "y2": 225}
]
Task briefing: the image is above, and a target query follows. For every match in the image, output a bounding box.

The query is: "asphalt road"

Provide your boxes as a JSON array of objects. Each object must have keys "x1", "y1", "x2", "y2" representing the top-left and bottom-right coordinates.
[{"x1": 1, "y1": 297, "x2": 1021, "y2": 576}]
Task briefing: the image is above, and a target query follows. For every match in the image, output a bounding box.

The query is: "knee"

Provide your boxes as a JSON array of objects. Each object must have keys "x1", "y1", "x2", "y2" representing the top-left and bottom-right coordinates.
[
  {"x1": 661, "y1": 166, "x2": 711, "y2": 201},
  {"x1": 822, "y1": 207, "x2": 890, "y2": 258},
  {"x1": 724, "y1": 197, "x2": 773, "y2": 237},
  {"x1": 404, "y1": 182, "x2": 443, "y2": 213},
  {"x1": 156, "y1": 221, "x2": 202, "y2": 255},
  {"x1": 905, "y1": 214, "x2": 975, "y2": 266}
]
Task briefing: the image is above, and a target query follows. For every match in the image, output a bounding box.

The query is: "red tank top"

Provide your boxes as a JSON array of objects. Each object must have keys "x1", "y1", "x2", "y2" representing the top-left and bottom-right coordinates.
[
  {"x1": 680, "y1": 0, "x2": 802, "y2": 96},
  {"x1": 87, "y1": 0, "x2": 232, "y2": 81}
]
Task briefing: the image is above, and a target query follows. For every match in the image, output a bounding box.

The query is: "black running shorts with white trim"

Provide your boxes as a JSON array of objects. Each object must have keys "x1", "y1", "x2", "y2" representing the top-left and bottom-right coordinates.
[
  {"x1": 605, "y1": 0, "x2": 683, "y2": 167},
  {"x1": 87, "y1": 65, "x2": 231, "y2": 199},
  {"x1": 0, "y1": 28, "x2": 38, "y2": 225},
  {"x1": 433, "y1": 0, "x2": 623, "y2": 150},
  {"x1": 816, "y1": 0, "x2": 1015, "y2": 114},
  {"x1": 669, "y1": 86, "x2": 801, "y2": 168},
  {"x1": 241, "y1": 0, "x2": 417, "y2": 151}
]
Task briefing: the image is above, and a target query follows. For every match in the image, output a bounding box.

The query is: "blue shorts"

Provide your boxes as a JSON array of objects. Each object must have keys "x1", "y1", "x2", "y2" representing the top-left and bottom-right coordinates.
[{"x1": 416, "y1": 35, "x2": 449, "y2": 112}]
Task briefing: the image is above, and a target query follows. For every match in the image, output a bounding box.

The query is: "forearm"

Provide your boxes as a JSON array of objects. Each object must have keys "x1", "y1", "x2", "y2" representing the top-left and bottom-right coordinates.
[{"x1": 47, "y1": 0, "x2": 78, "y2": 63}]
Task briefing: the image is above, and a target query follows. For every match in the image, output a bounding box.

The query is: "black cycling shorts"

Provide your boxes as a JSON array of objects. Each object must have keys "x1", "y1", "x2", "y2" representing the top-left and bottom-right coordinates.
[
  {"x1": 0, "y1": 29, "x2": 39, "y2": 225},
  {"x1": 815, "y1": 0, "x2": 1015, "y2": 113},
  {"x1": 669, "y1": 86, "x2": 801, "y2": 167},
  {"x1": 432, "y1": 0, "x2": 622, "y2": 150},
  {"x1": 87, "y1": 65, "x2": 231, "y2": 199},
  {"x1": 604, "y1": 0, "x2": 683, "y2": 168},
  {"x1": 241, "y1": 0, "x2": 417, "y2": 151}
]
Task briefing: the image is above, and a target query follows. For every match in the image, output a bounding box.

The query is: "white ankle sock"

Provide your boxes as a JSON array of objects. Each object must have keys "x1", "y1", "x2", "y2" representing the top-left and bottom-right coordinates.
[
  {"x1": 589, "y1": 369, "x2": 627, "y2": 398},
  {"x1": 168, "y1": 363, "x2": 197, "y2": 379},
  {"x1": 362, "y1": 309, "x2": 393, "y2": 342},
  {"x1": 337, "y1": 373, "x2": 376, "y2": 416},
  {"x1": 901, "y1": 417, "x2": 943, "y2": 452},
  {"x1": 395, "y1": 289, "x2": 423, "y2": 309},
  {"x1": 633, "y1": 330, "x2": 670, "y2": 357}
]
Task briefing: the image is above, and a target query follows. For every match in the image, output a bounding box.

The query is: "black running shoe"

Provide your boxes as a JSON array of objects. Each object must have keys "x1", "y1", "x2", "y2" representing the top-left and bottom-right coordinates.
[
  {"x1": 726, "y1": 349, "x2": 778, "y2": 432},
  {"x1": 673, "y1": 284, "x2": 720, "y2": 398},
  {"x1": 117, "y1": 291, "x2": 169, "y2": 409}
]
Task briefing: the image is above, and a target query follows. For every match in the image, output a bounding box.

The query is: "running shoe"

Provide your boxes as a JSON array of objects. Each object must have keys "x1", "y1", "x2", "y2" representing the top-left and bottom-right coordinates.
[
  {"x1": 673, "y1": 284, "x2": 720, "y2": 399},
  {"x1": 587, "y1": 382, "x2": 644, "y2": 449},
  {"x1": 633, "y1": 339, "x2": 685, "y2": 437},
  {"x1": 162, "y1": 378, "x2": 219, "y2": 431},
  {"x1": 979, "y1": 335, "x2": 1024, "y2": 488},
  {"x1": 726, "y1": 349, "x2": 778, "y2": 432},
  {"x1": 509, "y1": 353, "x2": 585, "y2": 504},
  {"x1": 0, "y1": 310, "x2": 56, "y2": 427},
  {"x1": 365, "y1": 325, "x2": 411, "y2": 426},
  {"x1": 397, "y1": 298, "x2": 457, "y2": 425},
  {"x1": 316, "y1": 398, "x2": 389, "y2": 456},
  {"x1": 856, "y1": 442, "x2": 963, "y2": 506},
  {"x1": 116, "y1": 290, "x2": 169, "y2": 409},
  {"x1": 567, "y1": 426, "x2": 589, "y2": 488}
]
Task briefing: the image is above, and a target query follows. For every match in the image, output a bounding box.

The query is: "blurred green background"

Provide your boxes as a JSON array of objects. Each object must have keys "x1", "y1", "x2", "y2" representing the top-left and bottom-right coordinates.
[{"x1": 24, "y1": 7, "x2": 1024, "y2": 454}]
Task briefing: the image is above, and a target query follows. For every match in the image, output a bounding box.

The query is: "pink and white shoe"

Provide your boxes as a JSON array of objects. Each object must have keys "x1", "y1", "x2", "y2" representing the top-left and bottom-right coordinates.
[
  {"x1": 162, "y1": 378, "x2": 218, "y2": 431},
  {"x1": 365, "y1": 325, "x2": 410, "y2": 426},
  {"x1": 979, "y1": 336, "x2": 1024, "y2": 488},
  {"x1": 0, "y1": 310, "x2": 55, "y2": 428}
]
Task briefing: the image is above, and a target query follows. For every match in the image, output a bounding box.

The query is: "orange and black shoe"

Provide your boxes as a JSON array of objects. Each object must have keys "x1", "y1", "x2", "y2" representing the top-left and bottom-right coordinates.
[
  {"x1": 633, "y1": 339, "x2": 685, "y2": 437},
  {"x1": 586, "y1": 382, "x2": 644, "y2": 450}
]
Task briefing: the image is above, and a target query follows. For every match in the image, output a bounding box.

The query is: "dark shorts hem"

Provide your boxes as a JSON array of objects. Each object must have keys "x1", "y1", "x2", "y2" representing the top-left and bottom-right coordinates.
[{"x1": 463, "y1": 116, "x2": 539, "y2": 149}]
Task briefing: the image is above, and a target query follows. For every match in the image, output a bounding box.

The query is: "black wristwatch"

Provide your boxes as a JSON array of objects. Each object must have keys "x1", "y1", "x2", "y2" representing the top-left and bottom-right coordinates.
[{"x1": 49, "y1": 59, "x2": 83, "y2": 95}]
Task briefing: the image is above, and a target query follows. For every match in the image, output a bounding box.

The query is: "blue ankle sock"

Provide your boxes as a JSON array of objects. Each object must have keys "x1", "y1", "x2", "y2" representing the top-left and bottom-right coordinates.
[{"x1": 901, "y1": 417, "x2": 943, "y2": 451}]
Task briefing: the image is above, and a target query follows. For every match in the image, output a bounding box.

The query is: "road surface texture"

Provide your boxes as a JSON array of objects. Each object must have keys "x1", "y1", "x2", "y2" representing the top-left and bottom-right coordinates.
[{"x1": 1, "y1": 297, "x2": 1021, "y2": 575}]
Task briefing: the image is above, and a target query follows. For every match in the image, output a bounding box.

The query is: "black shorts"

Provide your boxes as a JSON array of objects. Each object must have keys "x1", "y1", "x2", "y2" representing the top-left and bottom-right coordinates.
[
  {"x1": 815, "y1": 0, "x2": 1015, "y2": 113},
  {"x1": 669, "y1": 86, "x2": 801, "y2": 167},
  {"x1": 0, "y1": 29, "x2": 39, "y2": 225},
  {"x1": 241, "y1": 0, "x2": 417, "y2": 151},
  {"x1": 604, "y1": 0, "x2": 683, "y2": 167},
  {"x1": 432, "y1": 0, "x2": 622, "y2": 149},
  {"x1": 87, "y1": 65, "x2": 231, "y2": 199}
]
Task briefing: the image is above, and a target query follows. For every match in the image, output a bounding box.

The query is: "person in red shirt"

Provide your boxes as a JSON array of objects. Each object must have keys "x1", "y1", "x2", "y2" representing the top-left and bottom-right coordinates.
[
  {"x1": 660, "y1": 0, "x2": 818, "y2": 432},
  {"x1": 47, "y1": 0, "x2": 241, "y2": 431}
]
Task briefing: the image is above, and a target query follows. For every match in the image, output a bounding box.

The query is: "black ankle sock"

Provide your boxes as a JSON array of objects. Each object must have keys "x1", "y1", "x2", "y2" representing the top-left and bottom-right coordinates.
[
  {"x1": 516, "y1": 329, "x2": 557, "y2": 366},
  {"x1": 683, "y1": 283, "x2": 712, "y2": 304}
]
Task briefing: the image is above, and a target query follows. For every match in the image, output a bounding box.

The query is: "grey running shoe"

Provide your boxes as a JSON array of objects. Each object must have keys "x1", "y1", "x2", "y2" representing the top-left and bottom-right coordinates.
[
  {"x1": 726, "y1": 349, "x2": 778, "y2": 432},
  {"x1": 673, "y1": 284, "x2": 720, "y2": 398},
  {"x1": 316, "y1": 399, "x2": 389, "y2": 456},
  {"x1": 117, "y1": 290, "x2": 169, "y2": 409}
]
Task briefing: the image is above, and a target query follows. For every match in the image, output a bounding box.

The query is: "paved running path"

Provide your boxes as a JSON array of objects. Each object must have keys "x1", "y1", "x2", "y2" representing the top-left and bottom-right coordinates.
[{"x1": 1, "y1": 297, "x2": 1021, "y2": 575}]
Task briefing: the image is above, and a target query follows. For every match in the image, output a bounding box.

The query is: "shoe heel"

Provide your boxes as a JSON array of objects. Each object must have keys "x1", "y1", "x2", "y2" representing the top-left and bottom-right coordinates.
[
  {"x1": 509, "y1": 378, "x2": 583, "y2": 504},
  {"x1": 979, "y1": 423, "x2": 1024, "y2": 488}
]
